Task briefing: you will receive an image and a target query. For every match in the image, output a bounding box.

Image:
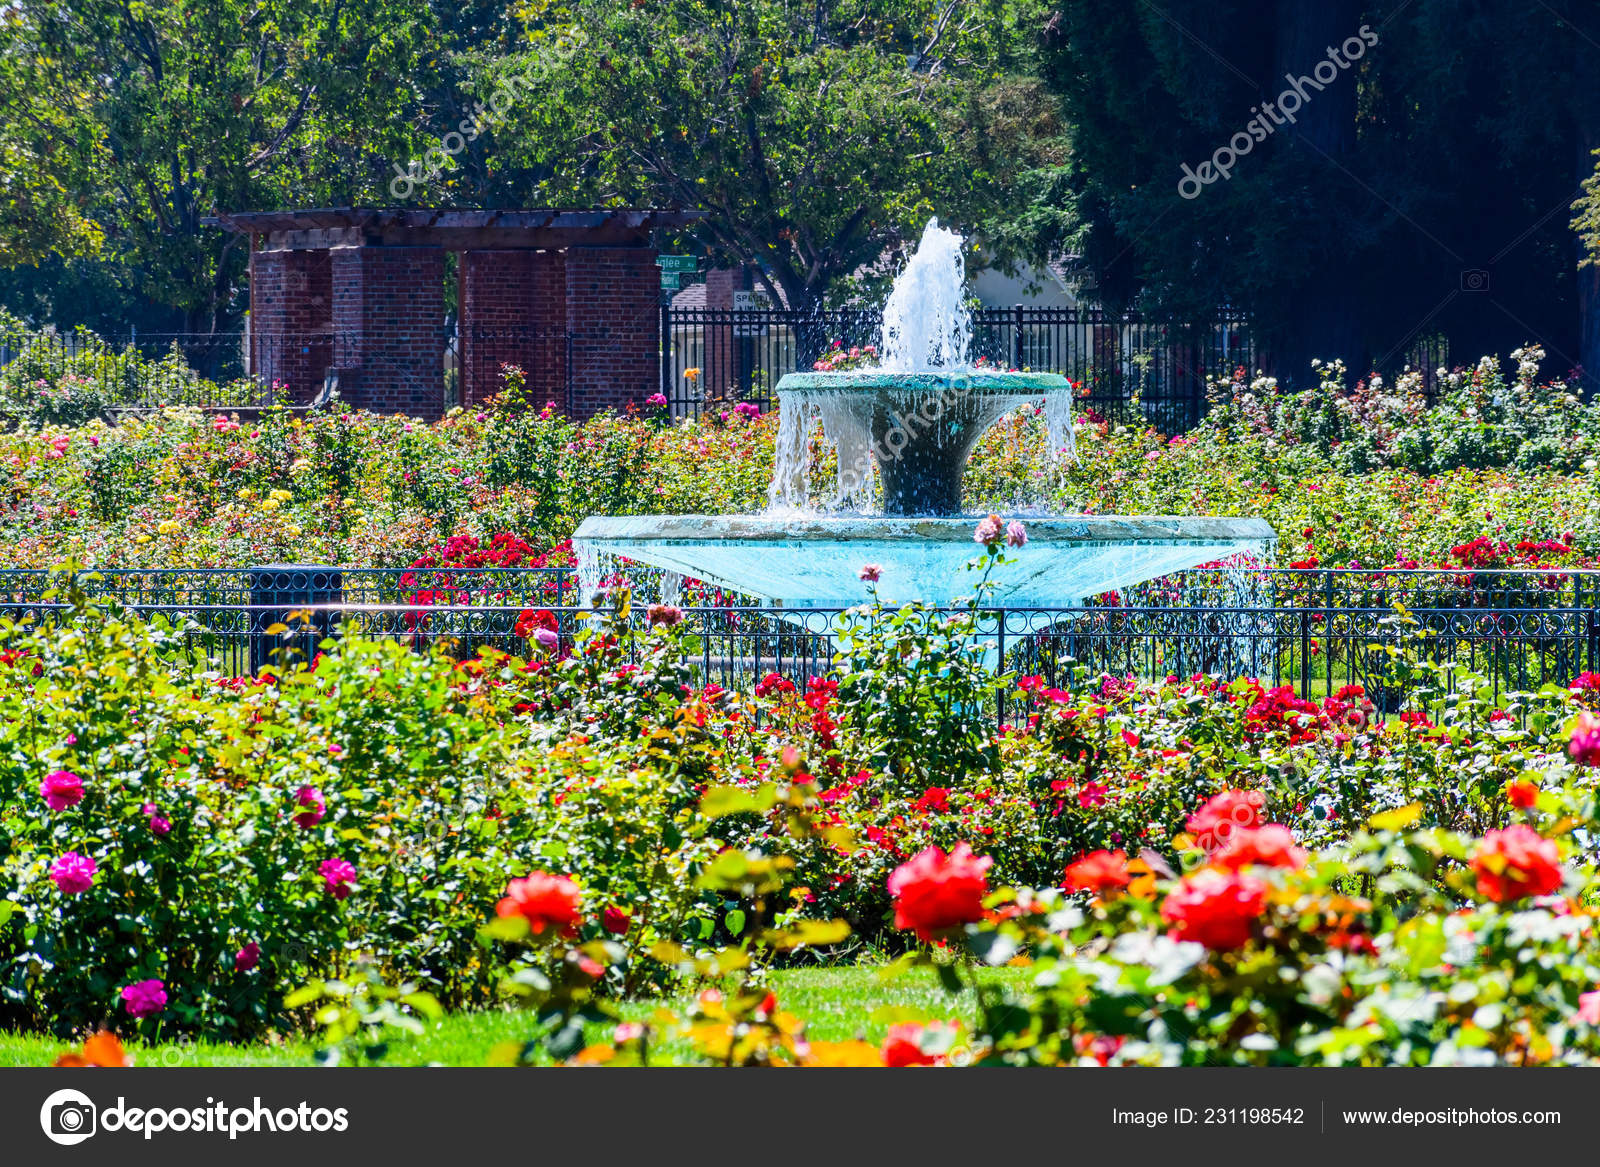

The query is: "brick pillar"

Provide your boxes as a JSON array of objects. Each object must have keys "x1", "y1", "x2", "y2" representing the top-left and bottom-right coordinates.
[
  {"x1": 459, "y1": 250, "x2": 536, "y2": 405},
  {"x1": 330, "y1": 246, "x2": 446, "y2": 420},
  {"x1": 564, "y1": 245, "x2": 659, "y2": 419},
  {"x1": 529, "y1": 251, "x2": 566, "y2": 412},
  {"x1": 249, "y1": 248, "x2": 332, "y2": 404}
]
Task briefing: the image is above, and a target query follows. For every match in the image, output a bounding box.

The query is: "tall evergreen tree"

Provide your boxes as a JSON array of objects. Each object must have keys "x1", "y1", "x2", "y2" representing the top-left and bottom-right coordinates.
[{"x1": 1029, "y1": 0, "x2": 1600, "y2": 387}]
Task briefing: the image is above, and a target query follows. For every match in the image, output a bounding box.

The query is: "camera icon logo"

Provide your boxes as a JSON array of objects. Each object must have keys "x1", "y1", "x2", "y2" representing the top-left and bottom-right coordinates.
[
  {"x1": 39, "y1": 1088, "x2": 97, "y2": 1146},
  {"x1": 1460, "y1": 268, "x2": 1490, "y2": 292}
]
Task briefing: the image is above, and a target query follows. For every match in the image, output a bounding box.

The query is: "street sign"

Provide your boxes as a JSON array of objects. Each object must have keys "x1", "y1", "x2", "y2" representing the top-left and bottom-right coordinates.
[
  {"x1": 733, "y1": 289, "x2": 770, "y2": 336},
  {"x1": 660, "y1": 272, "x2": 681, "y2": 289},
  {"x1": 657, "y1": 255, "x2": 698, "y2": 273}
]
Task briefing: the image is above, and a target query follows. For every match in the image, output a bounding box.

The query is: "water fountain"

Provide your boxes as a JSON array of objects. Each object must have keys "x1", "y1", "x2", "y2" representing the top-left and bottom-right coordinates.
[{"x1": 573, "y1": 220, "x2": 1273, "y2": 610}]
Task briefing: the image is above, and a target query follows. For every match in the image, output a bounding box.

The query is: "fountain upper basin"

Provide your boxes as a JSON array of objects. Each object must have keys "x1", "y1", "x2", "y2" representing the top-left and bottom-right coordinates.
[
  {"x1": 770, "y1": 369, "x2": 1077, "y2": 514},
  {"x1": 775, "y1": 370, "x2": 1073, "y2": 393},
  {"x1": 572, "y1": 514, "x2": 1276, "y2": 608}
]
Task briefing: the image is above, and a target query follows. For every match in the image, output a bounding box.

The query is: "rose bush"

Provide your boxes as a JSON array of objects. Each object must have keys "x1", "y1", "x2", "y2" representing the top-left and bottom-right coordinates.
[{"x1": 0, "y1": 333, "x2": 1596, "y2": 574}]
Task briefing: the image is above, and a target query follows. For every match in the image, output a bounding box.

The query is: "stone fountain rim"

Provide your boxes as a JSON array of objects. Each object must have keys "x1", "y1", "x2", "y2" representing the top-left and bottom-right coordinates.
[
  {"x1": 775, "y1": 370, "x2": 1073, "y2": 394},
  {"x1": 574, "y1": 514, "x2": 1277, "y2": 543}
]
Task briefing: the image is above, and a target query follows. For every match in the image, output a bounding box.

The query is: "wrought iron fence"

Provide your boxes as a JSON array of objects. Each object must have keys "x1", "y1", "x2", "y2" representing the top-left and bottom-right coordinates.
[
  {"x1": 458, "y1": 326, "x2": 571, "y2": 409},
  {"x1": 3, "y1": 566, "x2": 1597, "y2": 715},
  {"x1": 0, "y1": 328, "x2": 285, "y2": 410},
  {"x1": 662, "y1": 306, "x2": 1256, "y2": 432}
]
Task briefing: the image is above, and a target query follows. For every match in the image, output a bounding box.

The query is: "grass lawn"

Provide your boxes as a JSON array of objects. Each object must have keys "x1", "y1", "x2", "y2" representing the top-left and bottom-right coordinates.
[{"x1": 0, "y1": 964, "x2": 1030, "y2": 1068}]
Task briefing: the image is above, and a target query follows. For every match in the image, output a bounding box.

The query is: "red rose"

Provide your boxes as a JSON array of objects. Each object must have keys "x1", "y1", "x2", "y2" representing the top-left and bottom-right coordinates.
[
  {"x1": 1186, "y1": 789, "x2": 1265, "y2": 849},
  {"x1": 1470, "y1": 824, "x2": 1564, "y2": 903},
  {"x1": 514, "y1": 608, "x2": 558, "y2": 638},
  {"x1": 1159, "y1": 869, "x2": 1267, "y2": 950},
  {"x1": 1063, "y1": 850, "x2": 1131, "y2": 895},
  {"x1": 912, "y1": 787, "x2": 951, "y2": 814},
  {"x1": 881, "y1": 1021, "x2": 957, "y2": 1067},
  {"x1": 1077, "y1": 782, "x2": 1109, "y2": 809},
  {"x1": 602, "y1": 906, "x2": 631, "y2": 935},
  {"x1": 887, "y1": 844, "x2": 993, "y2": 941},
  {"x1": 496, "y1": 871, "x2": 583, "y2": 935},
  {"x1": 1211, "y1": 825, "x2": 1306, "y2": 872},
  {"x1": 1505, "y1": 779, "x2": 1539, "y2": 809}
]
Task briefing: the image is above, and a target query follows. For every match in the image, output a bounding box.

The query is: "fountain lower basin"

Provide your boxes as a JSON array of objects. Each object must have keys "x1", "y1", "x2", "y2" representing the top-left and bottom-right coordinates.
[{"x1": 573, "y1": 514, "x2": 1276, "y2": 608}]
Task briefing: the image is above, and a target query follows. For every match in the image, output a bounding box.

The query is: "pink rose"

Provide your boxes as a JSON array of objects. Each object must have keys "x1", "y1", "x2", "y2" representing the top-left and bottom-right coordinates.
[
  {"x1": 1580, "y1": 989, "x2": 1600, "y2": 1026},
  {"x1": 50, "y1": 851, "x2": 96, "y2": 894},
  {"x1": 293, "y1": 786, "x2": 326, "y2": 829},
  {"x1": 121, "y1": 979, "x2": 167, "y2": 1019},
  {"x1": 39, "y1": 770, "x2": 83, "y2": 811},
  {"x1": 973, "y1": 514, "x2": 1003, "y2": 544},
  {"x1": 142, "y1": 804, "x2": 171, "y2": 836},
  {"x1": 647, "y1": 603, "x2": 685, "y2": 627},
  {"x1": 319, "y1": 857, "x2": 357, "y2": 899},
  {"x1": 859, "y1": 564, "x2": 882, "y2": 582},
  {"x1": 1571, "y1": 712, "x2": 1600, "y2": 766},
  {"x1": 234, "y1": 941, "x2": 261, "y2": 972},
  {"x1": 1005, "y1": 520, "x2": 1028, "y2": 548}
]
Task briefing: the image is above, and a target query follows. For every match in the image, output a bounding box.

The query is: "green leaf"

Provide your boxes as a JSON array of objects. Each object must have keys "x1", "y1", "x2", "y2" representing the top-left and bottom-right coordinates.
[
  {"x1": 480, "y1": 915, "x2": 531, "y2": 943},
  {"x1": 283, "y1": 983, "x2": 324, "y2": 1010},
  {"x1": 699, "y1": 786, "x2": 761, "y2": 818},
  {"x1": 936, "y1": 961, "x2": 965, "y2": 994}
]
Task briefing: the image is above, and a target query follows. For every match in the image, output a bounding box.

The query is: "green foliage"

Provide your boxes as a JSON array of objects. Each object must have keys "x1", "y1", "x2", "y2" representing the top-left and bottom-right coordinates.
[
  {"x1": 831, "y1": 550, "x2": 1008, "y2": 793},
  {"x1": 0, "y1": 0, "x2": 446, "y2": 327},
  {"x1": 1027, "y1": 1, "x2": 1600, "y2": 382},
  {"x1": 501, "y1": 0, "x2": 1063, "y2": 311}
]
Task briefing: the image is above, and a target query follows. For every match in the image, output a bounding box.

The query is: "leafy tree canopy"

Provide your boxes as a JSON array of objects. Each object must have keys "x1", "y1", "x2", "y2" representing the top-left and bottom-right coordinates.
[{"x1": 488, "y1": 0, "x2": 1065, "y2": 310}]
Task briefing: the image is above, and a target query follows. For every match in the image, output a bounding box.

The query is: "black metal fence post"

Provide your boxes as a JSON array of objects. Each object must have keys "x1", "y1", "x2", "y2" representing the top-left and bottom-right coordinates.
[{"x1": 659, "y1": 304, "x2": 671, "y2": 400}]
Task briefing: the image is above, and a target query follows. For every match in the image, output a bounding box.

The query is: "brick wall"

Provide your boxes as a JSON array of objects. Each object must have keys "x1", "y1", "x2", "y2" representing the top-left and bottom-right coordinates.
[
  {"x1": 457, "y1": 250, "x2": 569, "y2": 410},
  {"x1": 459, "y1": 250, "x2": 535, "y2": 406},
  {"x1": 249, "y1": 249, "x2": 332, "y2": 404},
  {"x1": 330, "y1": 246, "x2": 446, "y2": 420},
  {"x1": 249, "y1": 240, "x2": 658, "y2": 421},
  {"x1": 564, "y1": 245, "x2": 659, "y2": 419}
]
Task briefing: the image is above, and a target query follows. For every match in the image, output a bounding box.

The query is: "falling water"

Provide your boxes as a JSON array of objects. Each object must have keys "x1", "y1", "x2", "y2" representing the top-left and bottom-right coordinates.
[
  {"x1": 767, "y1": 390, "x2": 881, "y2": 511},
  {"x1": 1043, "y1": 384, "x2": 1077, "y2": 463},
  {"x1": 768, "y1": 391, "x2": 815, "y2": 510},
  {"x1": 1217, "y1": 549, "x2": 1278, "y2": 675},
  {"x1": 878, "y1": 219, "x2": 973, "y2": 372}
]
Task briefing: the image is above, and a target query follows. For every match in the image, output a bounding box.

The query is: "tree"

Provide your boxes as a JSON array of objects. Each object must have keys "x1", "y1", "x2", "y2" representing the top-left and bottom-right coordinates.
[
  {"x1": 1026, "y1": 0, "x2": 1598, "y2": 388},
  {"x1": 491, "y1": 0, "x2": 1065, "y2": 313},
  {"x1": 0, "y1": 0, "x2": 444, "y2": 331}
]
